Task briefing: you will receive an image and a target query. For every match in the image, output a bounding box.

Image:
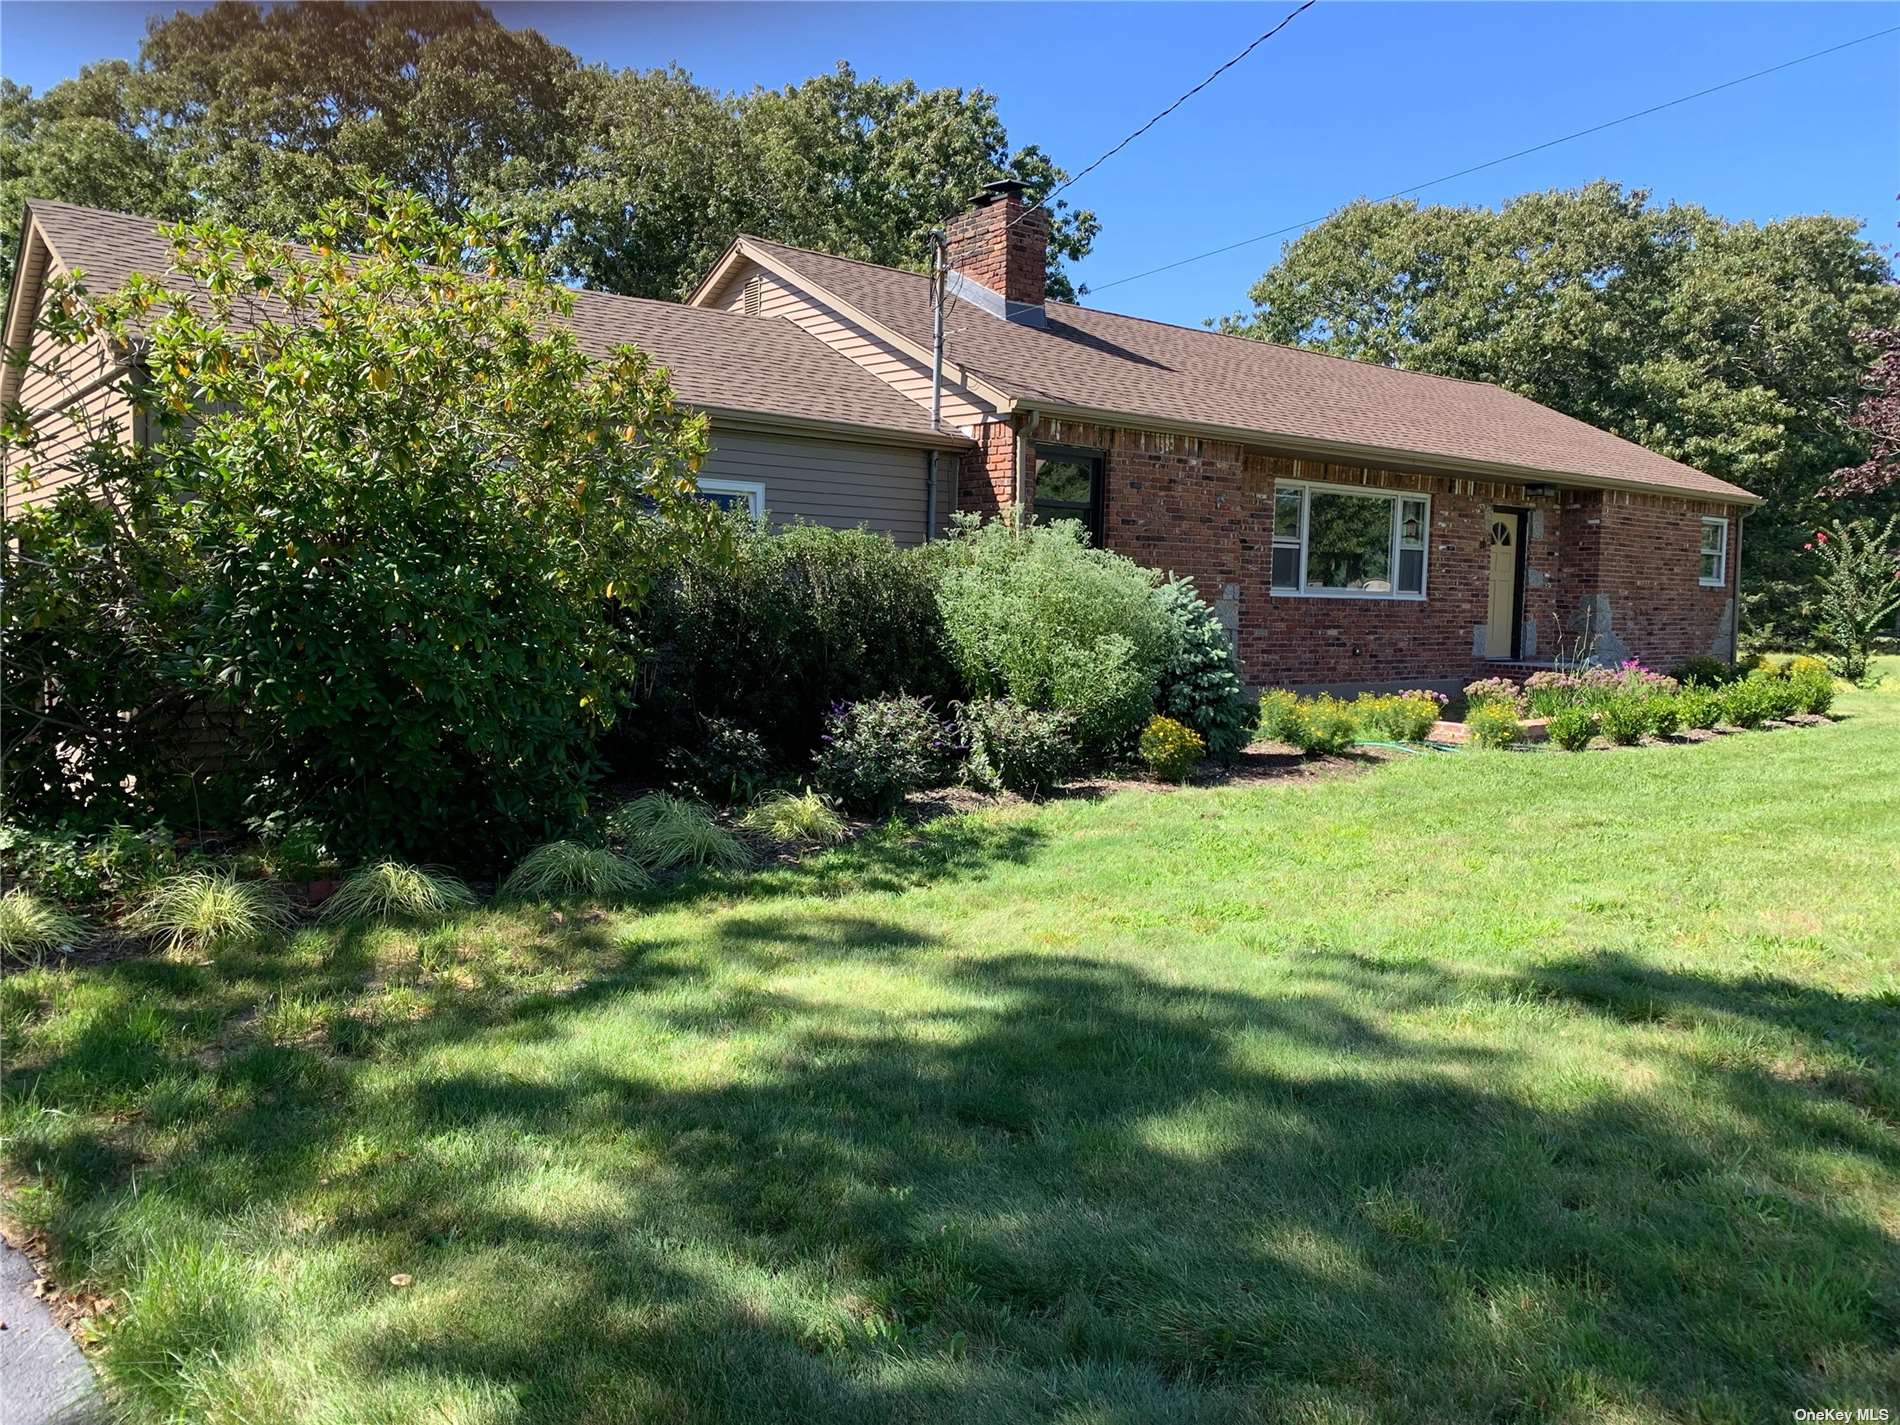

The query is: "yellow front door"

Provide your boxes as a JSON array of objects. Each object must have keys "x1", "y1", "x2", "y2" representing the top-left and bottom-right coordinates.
[{"x1": 1485, "y1": 511, "x2": 1521, "y2": 659}]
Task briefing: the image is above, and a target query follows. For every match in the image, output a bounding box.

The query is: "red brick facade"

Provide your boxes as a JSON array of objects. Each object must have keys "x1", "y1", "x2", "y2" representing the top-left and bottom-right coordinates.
[{"x1": 1015, "y1": 417, "x2": 1741, "y2": 689}]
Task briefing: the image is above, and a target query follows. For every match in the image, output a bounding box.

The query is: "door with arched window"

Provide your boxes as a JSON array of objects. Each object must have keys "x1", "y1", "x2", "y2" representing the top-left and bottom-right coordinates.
[{"x1": 1485, "y1": 509, "x2": 1526, "y2": 659}]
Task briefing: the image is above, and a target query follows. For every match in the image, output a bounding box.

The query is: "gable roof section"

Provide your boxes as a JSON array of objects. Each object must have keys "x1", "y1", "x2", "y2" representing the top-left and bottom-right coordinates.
[
  {"x1": 723, "y1": 235, "x2": 1757, "y2": 504},
  {"x1": 16, "y1": 202, "x2": 969, "y2": 449}
]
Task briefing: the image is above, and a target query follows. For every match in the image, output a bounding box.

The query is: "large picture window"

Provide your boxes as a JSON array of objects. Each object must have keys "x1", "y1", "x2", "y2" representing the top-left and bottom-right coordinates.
[
  {"x1": 1699, "y1": 517, "x2": 1728, "y2": 586},
  {"x1": 1271, "y1": 482, "x2": 1428, "y2": 598}
]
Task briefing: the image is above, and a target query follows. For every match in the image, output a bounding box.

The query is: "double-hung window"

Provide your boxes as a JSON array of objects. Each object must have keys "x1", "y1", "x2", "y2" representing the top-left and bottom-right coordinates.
[
  {"x1": 1271, "y1": 482, "x2": 1429, "y2": 598},
  {"x1": 695, "y1": 477, "x2": 765, "y2": 517},
  {"x1": 1699, "y1": 517, "x2": 1728, "y2": 586}
]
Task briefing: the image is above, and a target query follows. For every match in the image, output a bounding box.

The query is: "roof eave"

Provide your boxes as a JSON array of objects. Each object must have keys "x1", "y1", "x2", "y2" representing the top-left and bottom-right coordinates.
[
  {"x1": 698, "y1": 405, "x2": 973, "y2": 452},
  {"x1": 1017, "y1": 399, "x2": 1763, "y2": 507}
]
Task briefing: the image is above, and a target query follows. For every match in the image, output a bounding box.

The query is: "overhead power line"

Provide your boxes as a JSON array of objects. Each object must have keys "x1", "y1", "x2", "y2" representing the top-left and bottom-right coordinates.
[
  {"x1": 1087, "y1": 22, "x2": 1900, "y2": 295},
  {"x1": 1015, "y1": 0, "x2": 1320, "y2": 226}
]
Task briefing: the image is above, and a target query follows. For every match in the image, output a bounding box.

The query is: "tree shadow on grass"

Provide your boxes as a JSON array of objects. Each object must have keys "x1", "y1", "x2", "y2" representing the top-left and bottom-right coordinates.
[
  {"x1": 312, "y1": 950, "x2": 1900, "y2": 1423},
  {"x1": 11, "y1": 911, "x2": 1900, "y2": 1420}
]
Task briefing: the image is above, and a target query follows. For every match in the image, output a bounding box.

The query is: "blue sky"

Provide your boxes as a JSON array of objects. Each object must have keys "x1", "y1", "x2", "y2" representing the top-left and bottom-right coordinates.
[{"x1": 3, "y1": 1, "x2": 1896, "y2": 327}]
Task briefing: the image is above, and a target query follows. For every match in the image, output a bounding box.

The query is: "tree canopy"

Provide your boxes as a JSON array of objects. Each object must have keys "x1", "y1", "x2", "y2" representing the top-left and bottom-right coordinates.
[
  {"x1": 1221, "y1": 182, "x2": 1900, "y2": 639},
  {"x1": 3, "y1": 186, "x2": 717, "y2": 856},
  {"x1": 1, "y1": 0, "x2": 1096, "y2": 298}
]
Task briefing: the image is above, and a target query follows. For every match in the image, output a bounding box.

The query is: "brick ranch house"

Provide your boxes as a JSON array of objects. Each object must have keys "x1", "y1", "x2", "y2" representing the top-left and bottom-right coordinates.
[{"x1": 5, "y1": 188, "x2": 1757, "y2": 689}]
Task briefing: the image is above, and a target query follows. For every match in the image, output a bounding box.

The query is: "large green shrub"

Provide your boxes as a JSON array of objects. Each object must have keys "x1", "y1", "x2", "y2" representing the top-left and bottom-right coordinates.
[
  {"x1": 958, "y1": 697, "x2": 1075, "y2": 798},
  {"x1": 1151, "y1": 578, "x2": 1253, "y2": 762},
  {"x1": 3, "y1": 187, "x2": 715, "y2": 858},
  {"x1": 628, "y1": 516, "x2": 954, "y2": 772},
  {"x1": 1547, "y1": 707, "x2": 1597, "y2": 751},
  {"x1": 1287, "y1": 697, "x2": 1360, "y2": 756},
  {"x1": 933, "y1": 516, "x2": 1170, "y2": 760},
  {"x1": 1598, "y1": 695, "x2": 1654, "y2": 745}
]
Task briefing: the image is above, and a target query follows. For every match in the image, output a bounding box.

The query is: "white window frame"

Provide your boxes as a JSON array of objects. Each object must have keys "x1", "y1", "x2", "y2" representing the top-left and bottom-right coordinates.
[
  {"x1": 1699, "y1": 516, "x2": 1728, "y2": 587},
  {"x1": 696, "y1": 477, "x2": 765, "y2": 517},
  {"x1": 1269, "y1": 480, "x2": 1430, "y2": 601}
]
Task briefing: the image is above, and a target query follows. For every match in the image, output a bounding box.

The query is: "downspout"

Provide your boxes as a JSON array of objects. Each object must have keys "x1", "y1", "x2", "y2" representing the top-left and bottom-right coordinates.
[
  {"x1": 1730, "y1": 508, "x2": 1747, "y2": 665},
  {"x1": 1015, "y1": 411, "x2": 1042, "y2": 513},
  {"x1": 926, "y1": 229, "x2": 946, "y2": 541}
]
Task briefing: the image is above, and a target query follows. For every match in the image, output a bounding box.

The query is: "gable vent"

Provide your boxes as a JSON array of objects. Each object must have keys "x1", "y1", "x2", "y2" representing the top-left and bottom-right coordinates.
[{"x1": 742, "y1": 275, "x2": 763, "y2": 317}]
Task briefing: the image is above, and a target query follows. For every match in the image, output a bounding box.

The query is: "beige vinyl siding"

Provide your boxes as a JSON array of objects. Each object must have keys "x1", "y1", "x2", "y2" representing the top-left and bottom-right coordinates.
[
  {"x1": 710, "y1": 262, "x2": 992, "y2": 432},
  {"x1": 4, "y1": 252, "x2": 137, "y2": 507},
  {"x1": 702, "y1": 427, "x2": 952, "y2": 545}
]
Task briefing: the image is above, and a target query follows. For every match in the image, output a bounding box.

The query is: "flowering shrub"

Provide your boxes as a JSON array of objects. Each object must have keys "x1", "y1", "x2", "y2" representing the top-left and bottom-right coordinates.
[
  {"x1": 815, "y1": 696, "x2": 953, "y2": 813},
  {"x1": 1353, "y1": 693, "x2": 1439, "y2": 742},
  {"x1": 1398, "y1": 688, "x2": 1451, "y2": 709},
  {"x1": 1138, "y1": 715, "x2": 1206, "y2": 783},
  {"x1": 1462, "y1": 677, "x2": 1522, "y2": 711},
  {"x1": 958, "y1": 697, "x2": 1075, "y2": 798},
  {"x1": 1287, "y1": 697, "x2": 1360, "y2": 756},
  {"x1": 1256, "y1": 689, "x2": 1302, "y2": 744},
  {"x1": 1464, "y1": 702, "x2": 1523, "y2": 748},
  {"x1": 1547, "y1": 707, "x2": 1596, "y2": 751},
  {"x1": 1523, "y1": 671, "x2": 1581, "y2": 716}
]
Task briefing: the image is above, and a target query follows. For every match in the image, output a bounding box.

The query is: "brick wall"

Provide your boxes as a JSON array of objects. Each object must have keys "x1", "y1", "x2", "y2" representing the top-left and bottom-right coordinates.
[
  {"x1": 1027, "y1": 416, "x2": 1738, "y2": 688},
  {"x1": 944, "y1": 191, "x2": 1050, "y2": 309},
  {"x1": 958, "y1": 418, "x2": 1021, "y2": 521}
]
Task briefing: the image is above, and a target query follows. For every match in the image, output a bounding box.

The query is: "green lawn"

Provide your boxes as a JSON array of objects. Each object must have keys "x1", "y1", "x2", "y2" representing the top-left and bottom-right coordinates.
[{"x1": 6, "y1": 667, "x2": 1899, "y2": 1424}]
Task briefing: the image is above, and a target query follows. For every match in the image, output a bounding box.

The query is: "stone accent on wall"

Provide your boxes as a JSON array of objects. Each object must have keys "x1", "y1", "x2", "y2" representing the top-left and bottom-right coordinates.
[{"x1": 1021, "y1": 416, "x2": 1741, "y2": 687}]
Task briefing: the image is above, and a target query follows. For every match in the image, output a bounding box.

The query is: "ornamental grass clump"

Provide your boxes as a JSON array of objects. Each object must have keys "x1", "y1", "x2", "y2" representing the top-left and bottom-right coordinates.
[
  {"x1": 0, "y1": 890, "x2": 87, "y2": 963},
  {"x1": 500, "y1": 842, "x2": 651, "y2": 902},
  {"x1": 1546, "y1": 707, "x2": 1597, "y2": 751},
  {"x1": 1138, "y1": 715, "x2": 1205, "y2": 783},
  {"x1": 318, "y1": 860, "x2": 476, "y2": 923},
  {"x1": 130, "y1": 871, "x2": 293, "y2": 952},
  {"x1": 737, "y1": 790, "x2": 849, "y2": 847},
  {"x1": 1464, "y1": 702, "x2": 1523, "y2": 749},
  {"x1": 607, "y1": 795, "x2": 752, "y2": 872}
]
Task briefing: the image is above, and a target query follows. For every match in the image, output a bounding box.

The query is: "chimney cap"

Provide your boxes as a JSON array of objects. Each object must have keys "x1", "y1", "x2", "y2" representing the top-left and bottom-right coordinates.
[{"x1": 972, "y1": 177, "x2": 1029, "y2": 207}]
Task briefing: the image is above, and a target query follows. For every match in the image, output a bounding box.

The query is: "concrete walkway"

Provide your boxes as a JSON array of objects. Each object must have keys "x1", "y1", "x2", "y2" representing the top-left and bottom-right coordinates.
[{"x1": 1, "y1": 1238, "x2": 105, "y2": 1425}]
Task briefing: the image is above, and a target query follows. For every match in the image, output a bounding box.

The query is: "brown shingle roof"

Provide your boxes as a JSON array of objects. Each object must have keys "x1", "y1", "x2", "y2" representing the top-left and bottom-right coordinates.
[
  {"x1": 738, "y1": 235, "x2": 1756, "y2": 503},
  {"x1": 22, "y1": 202, "x2": 967, "y2": 448}
]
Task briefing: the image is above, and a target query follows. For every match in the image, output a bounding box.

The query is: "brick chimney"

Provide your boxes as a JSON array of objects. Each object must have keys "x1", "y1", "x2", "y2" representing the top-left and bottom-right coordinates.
[{"x1": 943, "y1": 179, "x2": 1049, "y2": 324}]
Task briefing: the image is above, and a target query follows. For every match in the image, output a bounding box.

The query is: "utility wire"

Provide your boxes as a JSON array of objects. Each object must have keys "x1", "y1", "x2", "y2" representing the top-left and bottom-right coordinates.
[
  {"x1": 1087, "y1": 22, "x2": 1900, "y2": 294},
  {"x1": 1013, "y1": 0, "x2": 1320, "y2": 227}
]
